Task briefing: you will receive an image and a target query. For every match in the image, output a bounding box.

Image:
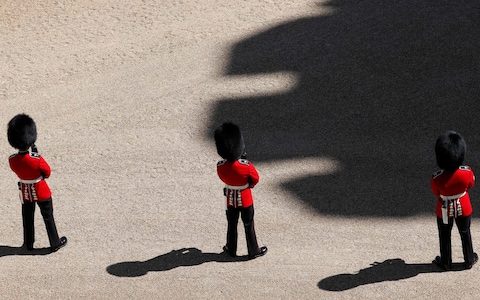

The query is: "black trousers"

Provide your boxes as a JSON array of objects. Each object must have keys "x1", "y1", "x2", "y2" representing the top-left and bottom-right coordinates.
[
  {"x1": 437, "y1": 216, "x2": 475, "y2": 265},
  {"x1": 22, "y1": 198, "x2": 60, "y2": 248},
  {"x1": 226, "y1": 205, "x2": 260, "y2": 256}
]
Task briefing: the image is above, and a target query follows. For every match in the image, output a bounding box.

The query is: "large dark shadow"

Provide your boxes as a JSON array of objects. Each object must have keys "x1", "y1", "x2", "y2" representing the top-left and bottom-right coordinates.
[
  {"x1": 0, "y1": 245, "x2": 51, "y2": 257},
  {"x1": 318, "y1": 258, "x2": 465, "y2": 291},
  {"x1": 208, "y1": 0, "x2": 480, "y2": 217},
  {"x1": 106, "y1": 247, "x2": 249, "y2": 277}
]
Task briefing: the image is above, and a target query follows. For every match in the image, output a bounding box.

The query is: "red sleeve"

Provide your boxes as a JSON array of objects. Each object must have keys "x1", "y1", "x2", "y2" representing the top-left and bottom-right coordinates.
[
  {"x1": 39, "y1": 156, "x2": 51, "y2": 178},
  {"x1": 468, "y1": 171, "x2": 475, "y2": 190},
  {"x1": 249, "y1": 163, "x2": 260, "y2": 187}
]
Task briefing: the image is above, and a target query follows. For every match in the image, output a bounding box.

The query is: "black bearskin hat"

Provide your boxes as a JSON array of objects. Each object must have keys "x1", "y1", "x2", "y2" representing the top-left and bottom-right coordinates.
[
  {"x1": 435, "y1": 131, "x2": 466, "y2": 171},
  {"x1": 214, "y1": 122, "x2": 245, "y2": 162},
  {"x1": 7, "y1": 114, "x2": 37, "y2": 150}
]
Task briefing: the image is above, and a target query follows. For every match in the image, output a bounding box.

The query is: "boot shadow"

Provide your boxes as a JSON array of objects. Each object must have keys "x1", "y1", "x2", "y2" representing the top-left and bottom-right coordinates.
[
  {"x1": 106, "y1": 247, "x2": 250, "y2": 277},
  {"x1": 0, "y1": 245, "x2": 51, "y2": 257},
  {"x1": 318, "y1": 258, "x2": 466, "y2": 291}
]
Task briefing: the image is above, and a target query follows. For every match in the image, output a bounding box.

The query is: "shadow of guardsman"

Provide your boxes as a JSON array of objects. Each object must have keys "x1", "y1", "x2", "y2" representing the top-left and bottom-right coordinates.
[
  {"x1": 207, "y1": 0, "x2": 480, "y2": 217},
  {"x1": 0, "y1": 245, "x2": 51, "y2": 257},
  {"x1": 318, "y1": 258, "x2": 467, "y2": 291},
  {"x1": 106, "y1": 247, "x2": 249, "y2": 277}
]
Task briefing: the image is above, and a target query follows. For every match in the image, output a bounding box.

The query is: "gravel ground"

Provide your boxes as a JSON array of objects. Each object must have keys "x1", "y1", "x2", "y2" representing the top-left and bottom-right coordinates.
[{"x1": 1, "y1": 0, "x2": 480, "y2": 299}]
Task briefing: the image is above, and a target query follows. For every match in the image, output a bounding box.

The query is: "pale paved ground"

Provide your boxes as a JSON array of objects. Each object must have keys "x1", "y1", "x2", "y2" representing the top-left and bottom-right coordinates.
[{"x1": 1, "y1": 0, "x2": 480, "y2": 299}]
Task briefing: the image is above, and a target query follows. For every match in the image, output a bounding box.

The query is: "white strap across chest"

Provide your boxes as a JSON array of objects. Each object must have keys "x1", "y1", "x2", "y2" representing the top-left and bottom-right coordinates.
[
  {"x1": 19, "y1": 177, "x2": 43, "y2": 184},
  {"x1": 440, "y1": 192, "x2": 466, "y2": 200},
  {"x1": 225, "y1": 183, "x2": 249, "y2": 190}
]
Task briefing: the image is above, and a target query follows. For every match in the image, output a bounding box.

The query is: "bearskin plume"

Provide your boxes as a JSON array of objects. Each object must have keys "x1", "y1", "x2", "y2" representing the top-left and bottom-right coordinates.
[
  {"x1": 435, "y1": 131, "x2": 466, "y2": 171},
  {"x1": 214, "y1": 122, "x2": 245, "y2": 162},
  {"x1": 7, "y1": 114, "x2": 37, "y2": 150}
]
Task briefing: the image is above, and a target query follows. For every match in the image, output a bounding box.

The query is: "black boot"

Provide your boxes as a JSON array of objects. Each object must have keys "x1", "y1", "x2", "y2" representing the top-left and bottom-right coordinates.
[{"x1": 51, "y1": 236, "x2": 67, "y2": 253}]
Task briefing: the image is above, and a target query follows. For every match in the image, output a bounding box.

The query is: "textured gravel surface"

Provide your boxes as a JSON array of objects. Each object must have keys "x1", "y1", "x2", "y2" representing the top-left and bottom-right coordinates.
[{"x1": 1, "y1": 0, "x2": 480, "y2": 299}]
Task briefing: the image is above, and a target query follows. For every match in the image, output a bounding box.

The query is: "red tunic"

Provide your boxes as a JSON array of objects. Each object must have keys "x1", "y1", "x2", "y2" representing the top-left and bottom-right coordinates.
[
  {"x1": 217, "y1": 159, "x2": 260, "y2": 208},
  {"x1": 9, "y1": 151, "x2": 52, "y2": 202},
  {"x1": 431, "y1": 166, "x2": 475, "y2": 218}
]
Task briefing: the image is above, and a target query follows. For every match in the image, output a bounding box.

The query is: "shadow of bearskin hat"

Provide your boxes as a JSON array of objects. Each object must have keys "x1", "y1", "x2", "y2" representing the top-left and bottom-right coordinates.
[
  {"x1": 7, "y1": 114, "x2": 37, "y2": 151},
  {"x1": 435, "y1": 130, "x2": 466, "y2": 171},
  {"x1": 214, "y1": 122, "x2": 245, "y2": 162}
]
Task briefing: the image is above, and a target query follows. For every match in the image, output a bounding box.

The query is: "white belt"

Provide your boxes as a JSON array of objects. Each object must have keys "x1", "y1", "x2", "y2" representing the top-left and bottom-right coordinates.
[
  {"x1": 225, "y1": 183, "x2": 249, "y2": 190},
  {"x1": 19, "y1": 177, "x2": 43, "y2": 184},
  {"x1": 440, "y1": 192, "x2": 466, "y2": 200}
]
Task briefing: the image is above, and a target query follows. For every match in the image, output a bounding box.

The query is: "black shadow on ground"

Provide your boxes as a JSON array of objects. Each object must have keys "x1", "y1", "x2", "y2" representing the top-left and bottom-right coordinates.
[
  {"x1": 318, "y1": 258, "x2": 465, "y2": 291},
  {"x1": 106, "y1": 247, "x2": 249, "y2": 277},
  {"x1": 207, "y1": 0, "x2": 480, "y2": 217},
  {"x1": 0, "y1": 245, "x2": 51, "y2": 257}
]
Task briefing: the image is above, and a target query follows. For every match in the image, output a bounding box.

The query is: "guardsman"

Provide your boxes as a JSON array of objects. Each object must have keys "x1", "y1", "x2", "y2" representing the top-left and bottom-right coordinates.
[
  {"x1": 8, "y1": 114, "x2": 67, "y2": 252},
  {"x1": 431, "y1": 131, "x2": 477, "y2": 270},
  {"x1": 215, "y1": 122, "x2": 267, "y2": 259}
]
